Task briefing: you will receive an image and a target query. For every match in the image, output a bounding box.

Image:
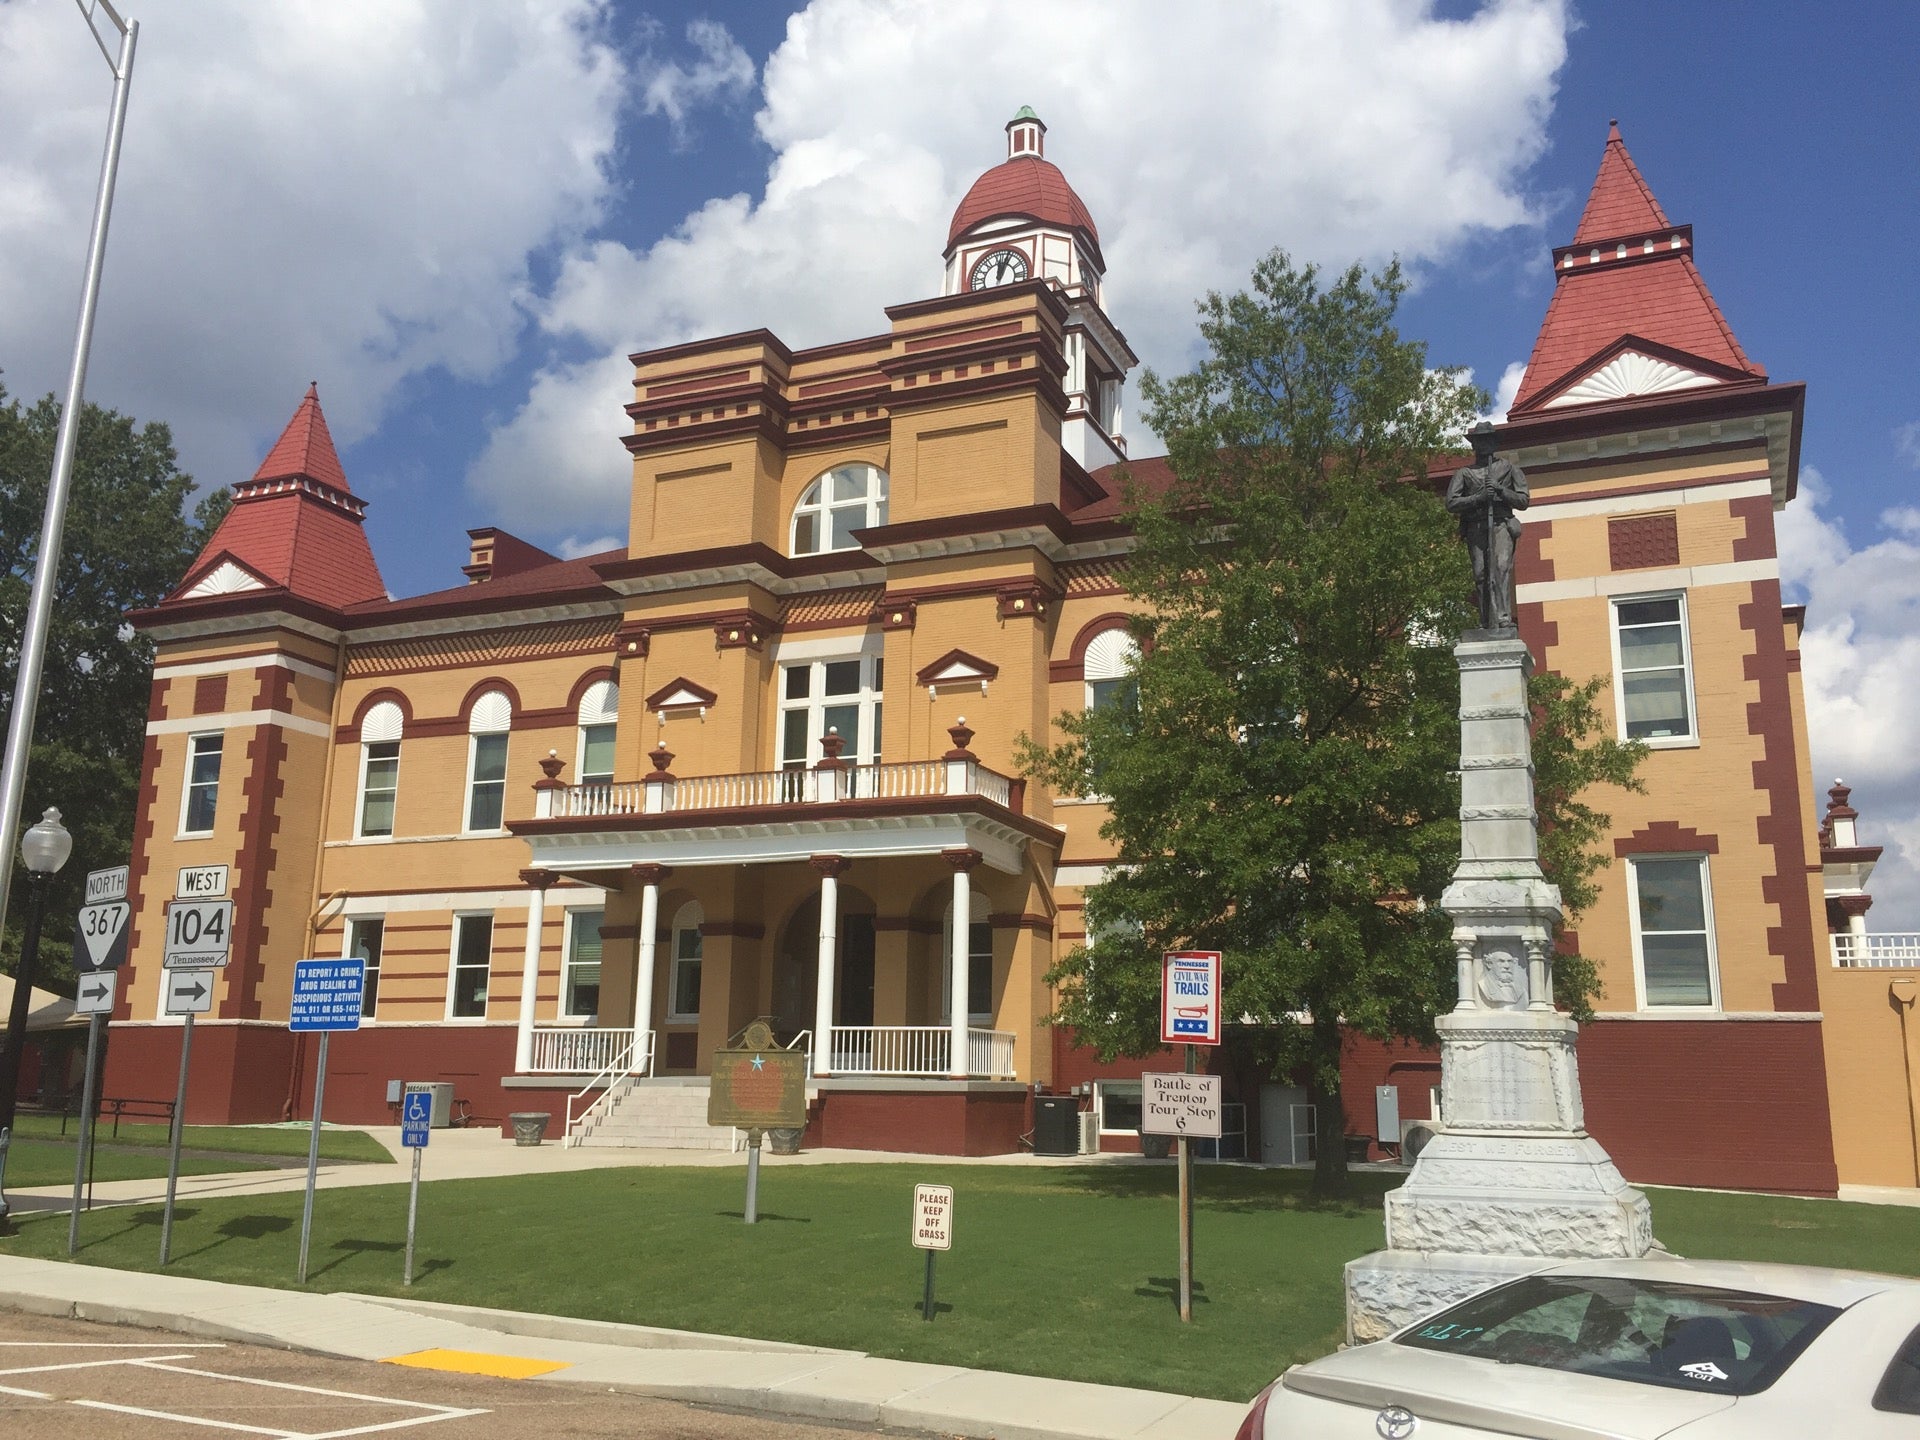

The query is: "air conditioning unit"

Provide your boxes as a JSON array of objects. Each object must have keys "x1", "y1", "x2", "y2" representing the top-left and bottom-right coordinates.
[
  {"x1": 1078, "y1": 1110, "x2": 1099, "y2": 1155},
  {"x1": 1400, "y1": 1117, "x2": 1438, "y2": 1161}
]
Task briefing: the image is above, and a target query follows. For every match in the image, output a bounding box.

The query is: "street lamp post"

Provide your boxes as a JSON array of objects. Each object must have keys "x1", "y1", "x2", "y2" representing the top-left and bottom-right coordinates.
[{"x1": 0, "y1": 808, "x2": 74, "y2": 1228}]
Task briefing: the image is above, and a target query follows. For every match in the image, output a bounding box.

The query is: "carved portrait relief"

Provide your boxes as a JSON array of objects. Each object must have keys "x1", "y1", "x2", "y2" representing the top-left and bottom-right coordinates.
[{"x1": 1476, "y1": 947, "x2": 1528, "y2": 1009}]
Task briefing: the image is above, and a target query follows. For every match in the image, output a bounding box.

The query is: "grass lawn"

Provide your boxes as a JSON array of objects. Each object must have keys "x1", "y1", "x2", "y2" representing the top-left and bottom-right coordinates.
[
  {"x1": 4, "y1": 1138, "x2": 272, "y2": 1189},
  {"x1": 6, "y1": 1163, "x2": 1919, "y2": 1403},
  {"x1": 12, "y1": 1115, "x2": 393, "y2": 1165}
]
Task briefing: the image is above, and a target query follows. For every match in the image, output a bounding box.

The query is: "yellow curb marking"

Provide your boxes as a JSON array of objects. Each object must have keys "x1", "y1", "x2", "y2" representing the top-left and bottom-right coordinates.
[{"x1": 382, "y1": 1348, "x2": 570, "y2": 1379}]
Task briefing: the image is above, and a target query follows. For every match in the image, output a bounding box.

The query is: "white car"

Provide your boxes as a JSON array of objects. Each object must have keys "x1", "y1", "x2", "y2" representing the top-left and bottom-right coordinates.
[{"x1": 1236, "y1": 1258, "x2": 1920, "y2": 1438}]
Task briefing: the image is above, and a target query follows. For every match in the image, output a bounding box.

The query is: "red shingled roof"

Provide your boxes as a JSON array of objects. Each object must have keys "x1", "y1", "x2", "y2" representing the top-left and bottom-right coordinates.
[
  {"x1": 947, "y1": 155, "x2": 1101, "y2": 260},
  {"x1": 171, "y1": 386, "x2": 386, "y2": 610},
  {"x1": 1510, "y1": 123, "x2": 1763, "y2": 415}
]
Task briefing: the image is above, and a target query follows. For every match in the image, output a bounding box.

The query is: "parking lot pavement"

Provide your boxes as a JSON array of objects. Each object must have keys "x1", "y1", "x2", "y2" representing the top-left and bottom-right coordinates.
[{"x1": 0, "y1": 1309, "x2": 893, "y2": 1439}]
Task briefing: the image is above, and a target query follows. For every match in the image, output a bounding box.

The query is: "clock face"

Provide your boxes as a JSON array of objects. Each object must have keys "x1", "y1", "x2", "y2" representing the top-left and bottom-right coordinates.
[{"x1": 970, "y1": 247, "x2": 1030, "y2": 290}]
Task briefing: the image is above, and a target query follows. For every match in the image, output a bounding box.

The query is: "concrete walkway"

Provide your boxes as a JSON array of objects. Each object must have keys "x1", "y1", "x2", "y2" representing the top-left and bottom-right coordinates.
[{"x1": 0, "y1": 1253, "x2": 1248, "y2": 1440}]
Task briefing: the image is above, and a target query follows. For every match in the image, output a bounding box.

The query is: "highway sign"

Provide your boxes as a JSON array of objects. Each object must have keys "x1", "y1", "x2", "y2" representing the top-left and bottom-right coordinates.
[
  {"x1": 290, "y1": 957, "x2": 365, "y2": 1032},
  {"x1": 1160, "y1": 950, "x2": 1223, "y2": 1045},
  {"x1": 164, "y1": 970, "x2": 215, "y2": 1015},
  {"x1": 176, "y1": 864, "x2": 228, "y2": 899},
  {"x1": 74, "y1": 970, "x2": 118, "y2": 1017},
  {"x1": 74, "y1": 900, "x2": 131, "y2": 972},
  {"x1": 912, "y1": 1183, "x2": 953, "y2": 1251},
  {"x1": 163, "y1": 899, "x2": 234, "y2": 969},
  {"x1": 400, "y1": 1090, "x2": 433, "y2": 1149},
  {"x1": 1141, "y1": 1072, "x2": 1224, "y2": 1138},
  {"x1": 84, "y1": 866, "x2": 128, "y2": 903}
]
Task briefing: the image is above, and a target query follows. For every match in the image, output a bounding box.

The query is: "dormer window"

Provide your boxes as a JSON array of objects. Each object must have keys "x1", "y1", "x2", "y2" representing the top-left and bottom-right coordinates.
[{"x1": 791, "y1": 463, "x2": 888, "y2": 556}]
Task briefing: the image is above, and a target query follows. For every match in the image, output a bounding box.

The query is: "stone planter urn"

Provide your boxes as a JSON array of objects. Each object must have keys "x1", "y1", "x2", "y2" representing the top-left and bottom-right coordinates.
[
  {"x1": 509, "y1": 1112, "x2": 551, "y2": 1147},
  {"x1": 1139, "y1": 1131, "x2": 1172, "y2": 1160},
  {"x1": 767, "y1": 1126, "x2": 803, "y2": 1155}
]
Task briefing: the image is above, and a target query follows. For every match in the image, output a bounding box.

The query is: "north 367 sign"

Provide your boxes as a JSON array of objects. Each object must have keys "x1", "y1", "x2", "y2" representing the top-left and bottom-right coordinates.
[{"x1": 163, "y1": 899, "x2": 234, "y2": 969}]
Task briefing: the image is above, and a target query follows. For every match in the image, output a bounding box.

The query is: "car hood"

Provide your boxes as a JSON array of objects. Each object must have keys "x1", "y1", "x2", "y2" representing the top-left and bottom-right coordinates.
[{"x1": 1283, "y1": 1342, "x2": 1736, "y2": 1440}]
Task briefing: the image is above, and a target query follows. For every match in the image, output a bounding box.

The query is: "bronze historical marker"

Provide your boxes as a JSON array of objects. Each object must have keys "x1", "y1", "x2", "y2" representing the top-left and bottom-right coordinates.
[{"x1": 707, "y1": 1020, "x2": 808, "y2": 1133}]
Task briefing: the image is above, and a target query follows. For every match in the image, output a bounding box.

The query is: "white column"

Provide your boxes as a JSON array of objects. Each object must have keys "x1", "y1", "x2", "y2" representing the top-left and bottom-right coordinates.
[
  {"x1": 811, "y1": 858, "x2": 844, "y2": 1077},
  {"x1": 948, "y1": 856, "x2": 972, "y2": 1078},
  {"x1": 634, "y1": 878, "x2": 661, "y2": 1072},
  {"x1": 513, "y1": 872, "x2": 550, "y2": 1073}
]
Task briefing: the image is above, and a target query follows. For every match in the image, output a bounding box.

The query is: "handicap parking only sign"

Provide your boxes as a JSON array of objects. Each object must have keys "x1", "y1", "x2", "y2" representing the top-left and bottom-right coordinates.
[{"x1": 401, "y1": 1091, "x2": 433, "y2": 1149}]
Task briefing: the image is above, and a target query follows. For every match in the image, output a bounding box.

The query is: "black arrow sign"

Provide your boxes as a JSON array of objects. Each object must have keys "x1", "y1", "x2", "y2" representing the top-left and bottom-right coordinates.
[
  {"x1": 81, "y1": 981, "x2": 109, "y2": 1003},
  {"x1": 176, "y1": 979, "x2": 207, "y2": 1001}
]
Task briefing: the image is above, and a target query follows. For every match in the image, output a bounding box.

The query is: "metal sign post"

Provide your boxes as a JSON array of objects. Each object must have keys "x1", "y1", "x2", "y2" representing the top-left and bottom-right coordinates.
[
  {"x1": 912, "y1": 1183, "x2": 953, "y2": 1320},
  {"x1": 399, "y1": 1090, "x2": 431, "y2": 1286},
  {"x1": 1158, "y1": 952, "x2": 1224, "y2": 1323},
  {"x1": 707, "y1": 1020, "x2": 806, "y2": 1225},
  {"x1": 158, "y1": 1012, "x2": 193, "y2": 1265},
  {"x1": 290, "y1": 957, "x2": 364, "y2": 1283},
  {"x1": 744, "y1": 1130, "x2": 761, "y2": 1224},
  {"x1": 65, "y1": 971, "x2": 114, "y2": 1256}
]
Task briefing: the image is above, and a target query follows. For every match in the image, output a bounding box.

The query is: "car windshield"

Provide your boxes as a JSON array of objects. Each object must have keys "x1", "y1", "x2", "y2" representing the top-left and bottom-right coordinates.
[{"x1": 1394, "y1": 1275, "x2": 1841, "y2": 1397}]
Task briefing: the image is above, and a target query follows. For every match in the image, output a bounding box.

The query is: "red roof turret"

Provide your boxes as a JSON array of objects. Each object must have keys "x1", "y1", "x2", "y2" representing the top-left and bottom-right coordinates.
[
  {"x1": 946, "y1": 108, "x2": 1102, "y2": 266},
  {"x1": 1509, "y1": 122, "x2": 1766, "y2": 415}
]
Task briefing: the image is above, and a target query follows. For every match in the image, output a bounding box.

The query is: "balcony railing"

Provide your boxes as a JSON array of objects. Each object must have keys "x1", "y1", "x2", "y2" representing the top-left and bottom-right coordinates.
[
  {"x1": 543, "y1": 757, "x2": 1020, "y2": 821},
  {"x1": 825, "y1": 1025, "x2": 1017, "y2": 1079},
  {"x1": 1831, "y1": 933, "x2": 1920, "y2": 969},
  {"x1": 529, "y1": 1026, "x2": 650, "y2": 1075}
]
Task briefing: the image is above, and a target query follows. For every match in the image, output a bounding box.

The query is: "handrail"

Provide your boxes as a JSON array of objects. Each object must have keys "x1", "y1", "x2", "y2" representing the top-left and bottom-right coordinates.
[
  {"x1": 563, "y1": 1030, "x2": 651, "y2": 1146},
  {"x1": 1832, "y1": 933, "x2": 1920, "y2": 968}
]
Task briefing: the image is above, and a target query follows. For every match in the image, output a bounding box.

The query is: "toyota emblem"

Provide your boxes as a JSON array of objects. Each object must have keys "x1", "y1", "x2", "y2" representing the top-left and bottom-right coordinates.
[{"x1": 1375, "y1": 1406, "x2": 1418, "y2": 1440}]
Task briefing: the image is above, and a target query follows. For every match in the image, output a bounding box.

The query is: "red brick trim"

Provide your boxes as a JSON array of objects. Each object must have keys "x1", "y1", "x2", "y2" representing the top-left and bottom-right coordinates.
[
  {"x1": 1729, "y1": 493, "x2": 1777, "y2": 563},
  {"x1": 566, "y1": 667, "x2": 618, "y2": 711},
  {"x1": 457, "y1": 677, "x2": 523, "y2": 725},
  {"x1": 193, "y1": 675, "x2": 228, "y2": 714},
  {"x1": 989, "y1": 911, "x2": 1053, "y2": 935},
  {"x1": 1514, "y1": 518, "x2": 1556, "y2": 586},
  {"x1": 701, "y1": 921, "x2": 767, "y2": 940},
  {"x1": 223, "y1": 712, "x2": 287, "y2": 1020},
  {"x1": 345, "y1": 688, "x2": 414, "y2": 738},
  {"x1": 1052, "y1": 612, "x2": 1138, "y2": 683},
  {"x1": 873, "y1": 916, "x2": 941, "y2": 936},
  {"x1": 1607, "y1": 513, "x2": 1679, "y2": 571},
  {"x1": 1614, "y1": 822, "x2": 1720, "y2": 857},
  {"x1": 1740, "y1": 578, "x2": 1823, "y2": 1011},
  {"x1": 1516, "y1": 601, "x2": 1559, "y2": 667}
]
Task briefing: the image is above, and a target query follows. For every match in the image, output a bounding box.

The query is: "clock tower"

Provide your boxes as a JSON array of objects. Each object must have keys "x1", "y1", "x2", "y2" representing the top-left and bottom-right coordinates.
[{"x1": 945, "y1": 107, "x2": 1136, "y2": 469}]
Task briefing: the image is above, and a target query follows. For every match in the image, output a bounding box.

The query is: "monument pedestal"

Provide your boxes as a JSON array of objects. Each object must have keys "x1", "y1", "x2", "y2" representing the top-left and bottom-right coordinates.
[{"x1": 1344, "y1": 630, "x2": 1657, "y2": 1344}]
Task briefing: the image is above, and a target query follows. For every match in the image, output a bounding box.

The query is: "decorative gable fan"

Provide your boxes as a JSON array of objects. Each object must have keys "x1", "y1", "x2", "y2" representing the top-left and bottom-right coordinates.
[
  {"x1": 644, "y1": 677, "x2": 719, "y2": 721},
  {"x1": 180, "y1": 558, "x2": 269, "y2": 598},
  {"x1": 915, "y1": 647, "x2": 999, "y2": 700},
  {"x1": 1543, "y1": 348, "x2": 1722, "y2": 409}
]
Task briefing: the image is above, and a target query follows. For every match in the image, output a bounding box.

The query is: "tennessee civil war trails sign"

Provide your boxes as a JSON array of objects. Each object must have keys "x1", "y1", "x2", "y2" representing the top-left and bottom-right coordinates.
[
  {"x1": 1160, "y1": 950, "x2": 1223, "y2": 1045},
  {"x1": 708, "y1": 1020, "x2": 807, "y2": 1132}
]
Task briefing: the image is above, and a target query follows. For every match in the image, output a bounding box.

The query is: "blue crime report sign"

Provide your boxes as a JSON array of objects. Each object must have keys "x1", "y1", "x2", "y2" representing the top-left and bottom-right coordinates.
[
  {"x1": 290, "y1": 957, "x2": 365, "y2": 1032},
  {"x1": 400, "y1": 1090, "x2": 433, "y2": 1149}
]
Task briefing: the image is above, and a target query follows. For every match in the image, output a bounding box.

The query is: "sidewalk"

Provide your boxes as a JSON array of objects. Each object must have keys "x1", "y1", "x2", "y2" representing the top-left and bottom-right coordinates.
[{"x1": 0, "y1": 1252, "x2": 1248, "y2": 1440}]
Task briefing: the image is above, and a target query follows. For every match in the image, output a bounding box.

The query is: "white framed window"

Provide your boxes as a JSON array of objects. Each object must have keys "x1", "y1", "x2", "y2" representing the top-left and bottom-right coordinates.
[
  {"x1": 346, "y1": 917, "x2": 383, "y2": 1019},
  {"x1": 778, "y1": 644, "x2": 884, "y2": 776},
  {"x1": 1083, "y1": 627, "x2": 1140, "y2": 713},
  {"x1": 576, "y1": 679, "x2": 618, "y2": 785},
  {"x1": 356, "y1": 700, "x2": 404, "y2": 838},
  {"x1": 790, "y1": 462, "x2": 887, "y2": 556},
  {"x1": 940, "y1": 892, "x2": 994, "y2": 1025},
  {"x1": 465, "y1": 690, "x2": 512, "y2": 832},
  {"x1": 1627, "y1": 854, "x2": 1720, "y2": 1009},
  {"x1": 562, "y1": 908, "x2": 602, "y2": 1020},
  {"x1": 447, "y1": 913, "x2": 493, "y2": 1019},
  {"x1": 1611, "y1": 594, "x2": 1697, "y2": 744},
  {"x1": 1095, "y1": 1080, "x2": 1143, "y2": 1135},
  {"x1": 668, "y1": 900, "x2": 704, "y2": 1023},
  {"x1": 179, "y1": 732, "x2": 223, "y2": 835}
]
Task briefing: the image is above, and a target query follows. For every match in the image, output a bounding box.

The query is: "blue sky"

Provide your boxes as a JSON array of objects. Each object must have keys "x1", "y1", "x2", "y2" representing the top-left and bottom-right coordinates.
[{"x1": 4, "y1": 0, "x2": 1917, "y2": 919}]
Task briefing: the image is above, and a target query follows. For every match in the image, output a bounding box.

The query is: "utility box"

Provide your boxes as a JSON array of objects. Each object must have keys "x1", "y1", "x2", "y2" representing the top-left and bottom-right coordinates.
[
  {"x1": 404, "y1": 1081, "x2": 454, "y2": 1128},
  {"x1": 1375, "y1": 1085, "x2": 1400, "y2": 1147},
  {"x1": 1033, "y1": 1094, "x2": 1080, "y2": 1155}
]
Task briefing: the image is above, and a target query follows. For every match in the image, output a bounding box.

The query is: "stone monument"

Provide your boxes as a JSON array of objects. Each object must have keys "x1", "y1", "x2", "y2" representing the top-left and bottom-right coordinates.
[{"x1": 1343, "y1": 443, "x2": 1658, "y2": 1344}]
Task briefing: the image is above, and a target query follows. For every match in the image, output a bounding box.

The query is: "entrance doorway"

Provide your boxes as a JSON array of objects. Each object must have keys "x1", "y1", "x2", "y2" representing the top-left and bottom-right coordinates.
[{"x1": 772, "y1": 895, "x2": 876, "y2": 1042}]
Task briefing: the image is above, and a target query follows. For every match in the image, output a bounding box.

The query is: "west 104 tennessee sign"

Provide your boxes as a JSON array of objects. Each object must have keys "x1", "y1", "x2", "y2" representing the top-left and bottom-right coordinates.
[{"x1": 707, "y1": 1020, "x2": 808, "y2": 1132}]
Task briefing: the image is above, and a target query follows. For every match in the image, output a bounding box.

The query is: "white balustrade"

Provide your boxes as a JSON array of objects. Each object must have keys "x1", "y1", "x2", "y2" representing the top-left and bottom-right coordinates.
[
  {"x1": 1832, "y1": 933, "x2": 1920, "y2": 968},
  {"x1": 546, "y1": 758, "x2": 1014, "y2": 820},
  {"x1": 825, "y1": 1026, "x2": 1016, "y2": 1078},
  {"x1": 528, "y1": 1026, "x2": 639, "y2": 1074}
]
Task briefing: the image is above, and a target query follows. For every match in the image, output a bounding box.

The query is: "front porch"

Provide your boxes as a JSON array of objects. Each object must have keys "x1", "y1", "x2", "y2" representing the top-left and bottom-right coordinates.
[{"x1": 523, "y1": 1023, "x2": 1017, "y2": 1080}]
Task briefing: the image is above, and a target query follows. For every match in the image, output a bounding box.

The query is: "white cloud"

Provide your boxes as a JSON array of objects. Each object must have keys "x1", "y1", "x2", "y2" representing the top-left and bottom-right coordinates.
[
  {"x1": 470, "y1": 0, "x2": 1571, "y2": 531},
  {"x1": 1896, "y1": 421, "x2": 1920, "y2": 469},
  {"x1": 1485, "y1": 361, "x2": 1528, "y2": 423},
  {"x1": 1780, "y1": 465, "x2": 1920, "y2": 928},
  {"x1": 558, "y1": 533, "x2": 622, "y2": 560},
  {"x1": 0, "y1": 1, "x2": 626, "y2": 487},
  {"x1": 637, "y1": 18, "x2": 756, "y2": 141}
]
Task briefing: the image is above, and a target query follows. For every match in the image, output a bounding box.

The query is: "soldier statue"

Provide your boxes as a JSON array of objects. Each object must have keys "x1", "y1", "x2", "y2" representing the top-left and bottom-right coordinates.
[{"x1": 1446, "y1": 422, "x2": 1529, "y2": 630}]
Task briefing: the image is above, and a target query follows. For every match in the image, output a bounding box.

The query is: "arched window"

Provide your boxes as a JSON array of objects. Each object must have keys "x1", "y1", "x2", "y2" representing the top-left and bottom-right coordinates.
[
  {"x1": 790, "y1": 462, "x2": 888, "y2": 556},
  {"x1": 1083, "y1": 628, "x2": 1140, "y2": 713},
  {"x1": 356, "y1": 700, "x2": 404, "y2": 838},
  {"x1": 576, "y1": 679, "x2": 618, "y2": 785},
  {"x1": 940, "y1": 892, "x2": 993, "y2": 1024},
  {"x1": 668, "y1": 900, "x2": 704, "y2": 1022},
  {"x1": 464, "y1": 690, "x2": 512, "y2": 832}
]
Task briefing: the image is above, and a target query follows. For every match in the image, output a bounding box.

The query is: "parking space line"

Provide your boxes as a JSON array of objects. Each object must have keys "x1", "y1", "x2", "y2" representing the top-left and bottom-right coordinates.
[
  {"x1": 302, "y1": 1414, "x2": 491, "y2": 1439},
  {"x1": 139, "y1": 1360, "x2": 484, "y2": 1414},
  {"x1": 0, "y1": 1381, "x2": 54, "y2": 1400},
  {"x1": 69, "y1": 1398, "x2": 302, "y2": 1436},
  {"x1": 0, "y1": 1340, "x2": 227, "y2": 1348},
  {"x1": 0, "y1": 1351, "x2": 197, "y2": 1375}
]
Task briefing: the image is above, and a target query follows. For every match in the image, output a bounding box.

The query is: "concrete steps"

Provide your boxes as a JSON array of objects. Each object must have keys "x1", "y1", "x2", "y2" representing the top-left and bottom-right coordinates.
[{"x1": 570, "y1": 1079, "x2": 735, "y2": 1151}]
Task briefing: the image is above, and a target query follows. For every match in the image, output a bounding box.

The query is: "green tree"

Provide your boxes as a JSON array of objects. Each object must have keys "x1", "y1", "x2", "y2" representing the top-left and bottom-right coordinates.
[
  {"x1": 1020, "y1": 253, "x2": 1640, "y2": 1198},
  {"x1": 0, "y1": 382, "x2": 229, "y2": 990}
]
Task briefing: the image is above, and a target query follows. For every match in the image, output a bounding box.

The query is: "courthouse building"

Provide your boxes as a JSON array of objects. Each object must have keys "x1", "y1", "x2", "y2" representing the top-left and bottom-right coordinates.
[{"x1": 109, "y1": 112, "x2": 1919, "y2": 1191}]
